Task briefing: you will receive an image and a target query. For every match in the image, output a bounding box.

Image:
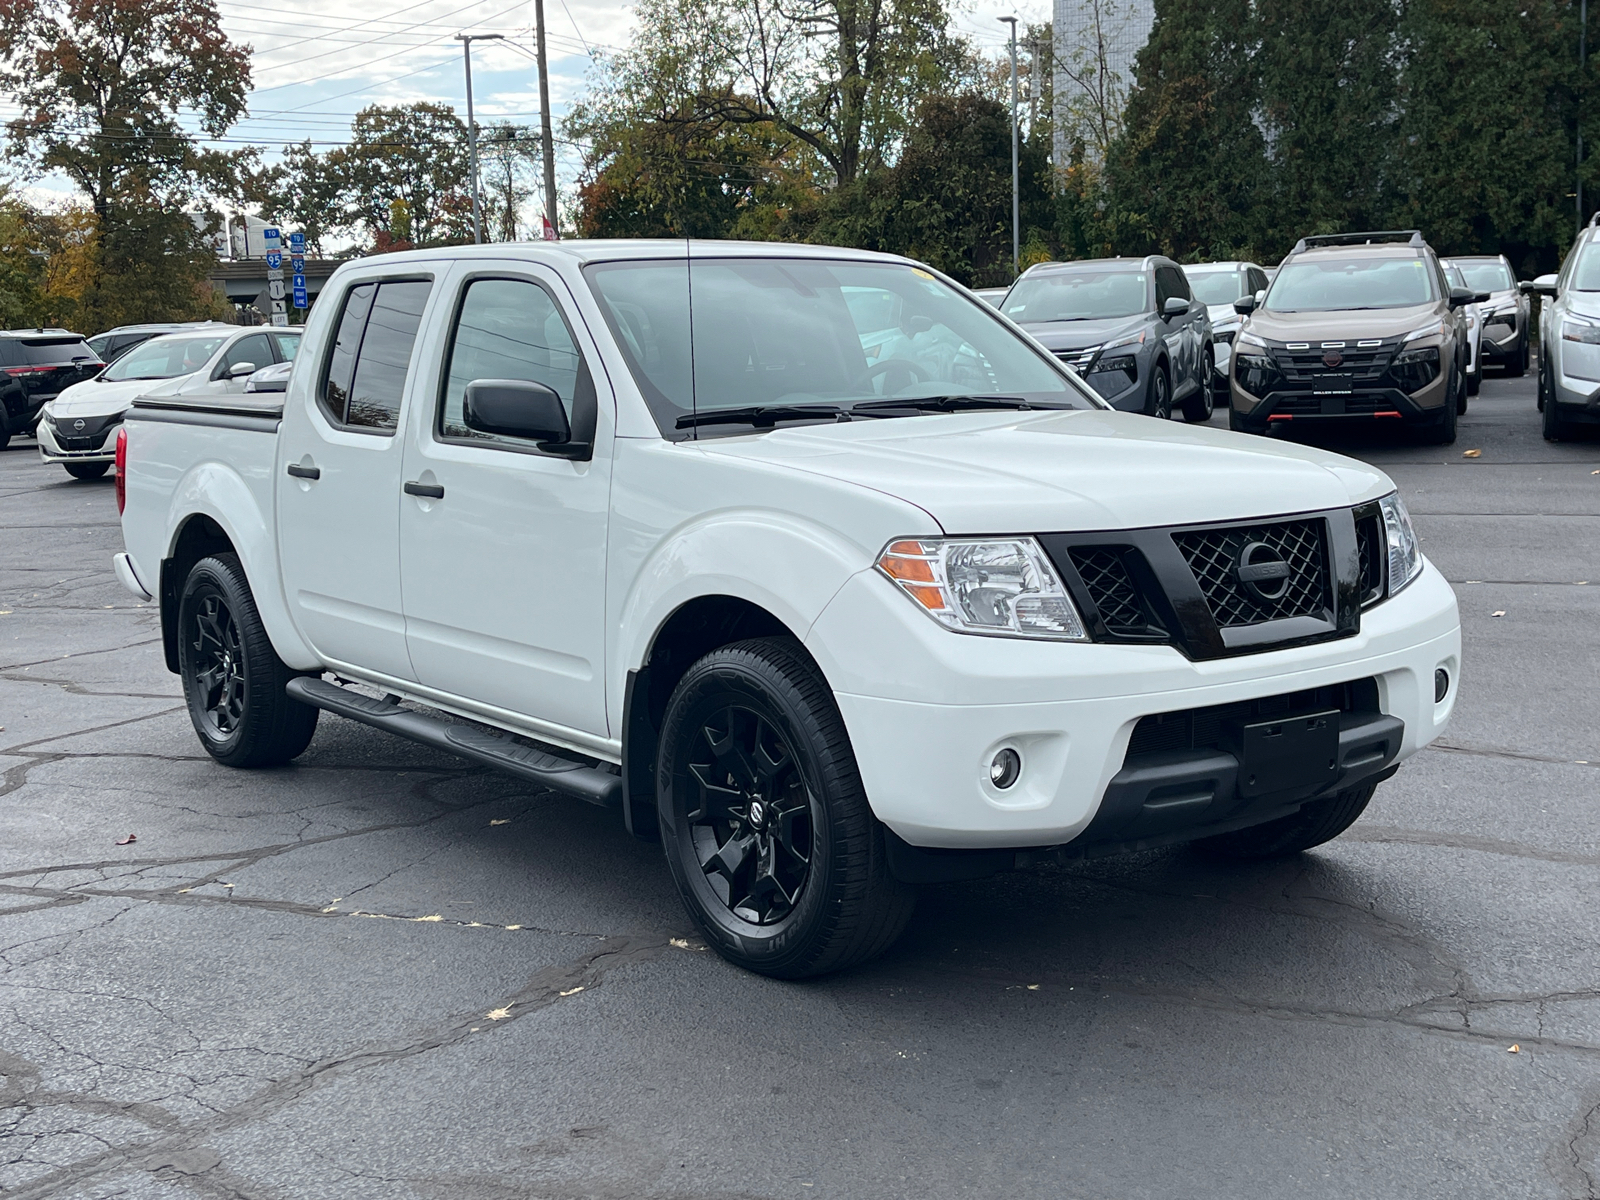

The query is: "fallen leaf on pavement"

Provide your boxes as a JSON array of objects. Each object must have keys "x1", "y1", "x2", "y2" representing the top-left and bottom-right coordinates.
[
  {"x1": 1492, "y1": 610, "x2": 1506, "y2": 617},
  {"x1": 559, "y1": 986, "x2": 585, "y2": 997},
  {"x1": 485, "y1": 1006, "x2": 512, "y2": 1020},
  {"x1": 1462, "y1": 449, "x2": 1482, "y2": 458},
  {"x1": 1508, "y1": 1044, "x2": 1520, "y2": 1053},
  {"x1": 115, "y1": 834, "x2": 136, "y2": 845},
  {"x1": 489, "y1": 818, "x2": 510, "y2": 826}
]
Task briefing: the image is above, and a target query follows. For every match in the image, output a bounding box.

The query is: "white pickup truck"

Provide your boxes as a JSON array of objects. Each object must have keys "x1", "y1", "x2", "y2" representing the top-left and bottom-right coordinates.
[{"x1": 114, "y1": 241, "x2": 1461, "y2": 978}]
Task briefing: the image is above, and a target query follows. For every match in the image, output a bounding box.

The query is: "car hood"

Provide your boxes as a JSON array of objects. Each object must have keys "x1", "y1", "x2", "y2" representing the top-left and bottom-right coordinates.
[
  {"x1": 1206, "y1": 303, "x2": 1241, "y2": 324},
  {"x1": 1015, "y1": 316, "x2": 1150, "y2": 353},
  {"x1": 698, "y1": 408, "x2": 1392, "y2": 534},
  {"x1": 48, "y1": 372, "x2": 195, "y2": 417},
  {"x1": 1245, "y1": 304, "x2": 1440, "y2": 343}
]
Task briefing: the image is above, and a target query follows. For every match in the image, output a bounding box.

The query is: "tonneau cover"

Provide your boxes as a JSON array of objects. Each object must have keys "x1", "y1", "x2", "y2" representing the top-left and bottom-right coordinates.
[{"x1": 130, "y1": 393, "x2": 286, "y2": 420}]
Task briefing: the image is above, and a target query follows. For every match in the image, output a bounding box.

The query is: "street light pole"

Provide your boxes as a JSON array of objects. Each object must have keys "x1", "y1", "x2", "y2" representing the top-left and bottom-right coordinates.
[
  {"x1": 533, "y1": 0, "x2": 559, "y2": 237},
  {"x1": 999, "y1": 16, "x2": 1019, "y2": 280},
  {"x1": 457, "y1": 32, "x2": 504, "y2": 245},
  {"x1": 1581, "y1": 0, "x2": 1588, "y2": 234}
]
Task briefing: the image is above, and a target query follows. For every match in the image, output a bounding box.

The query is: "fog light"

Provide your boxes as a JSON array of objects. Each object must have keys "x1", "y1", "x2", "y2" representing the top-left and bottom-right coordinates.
[
  {"x1": 1434, "y1": 668, "x2": 1450, "y2": 703},
  {"x1": 989, "y1": 748, "x2": 1022, "y2": 789}
]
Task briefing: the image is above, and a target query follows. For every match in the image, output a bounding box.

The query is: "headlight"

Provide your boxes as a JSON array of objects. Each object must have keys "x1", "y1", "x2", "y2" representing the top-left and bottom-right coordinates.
[
  {"x1": 1403, "y1": 320, "x2": 1446, "y2": 343},
  {"x1": 1099, "y1": 330, "x2": 1147, "y2": 354},
  {"x1": 1235, "y1": 331, "x2": 1268, "y2": 352},
  {"x1": 1087, "y1": 354, "x2": 1136, "y2": 375},
  {"x1": 876, "y1": 538, "x2": 1089, "y2": 641},
  {"x1": 1389, "y1": 345, "x2": 1440, "y2": 392},
  {"x1": 1379, "y1": 493, "x2": 1423, "y2": 596},
  {"x1": 1561, "y1": 317, "x2": 1600, "y2": 344},
  {"x1": 39, "y1": 407, "x2": 56, "y2": 426}
]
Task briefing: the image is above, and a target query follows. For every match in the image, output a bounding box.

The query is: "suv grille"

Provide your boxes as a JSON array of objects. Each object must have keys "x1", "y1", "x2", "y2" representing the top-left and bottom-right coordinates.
[
  {"x1": 1173, "y1": 519, "x2": 1328, "y2": 627},
  {"x1": 1069, "y1": 546, "x2": 1163, "y2": 637},
  {"x1": 1270, "y1": 344, "x2": 1394, "y2": 387}
]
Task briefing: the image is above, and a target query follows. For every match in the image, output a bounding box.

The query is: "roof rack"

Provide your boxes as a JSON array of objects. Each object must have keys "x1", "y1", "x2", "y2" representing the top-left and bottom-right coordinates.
[
  {"x1": 1291, "y1": 230, "x2": 1426, "y2": 254},
  {"x1": 1585, "y1": 210, "x2": 1600, "y2": 228}
]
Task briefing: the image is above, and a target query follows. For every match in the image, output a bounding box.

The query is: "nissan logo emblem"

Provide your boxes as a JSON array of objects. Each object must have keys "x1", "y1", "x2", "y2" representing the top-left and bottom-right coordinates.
[
  {"x1": 1321, "y1": 350, "x2": 1343, "y2": 368},
  {"x1": 1236, "y1": 541, "x2": 1292, "y2": 601},
  {"x1": 73, "y1": 418, "x2": 85, "y2": 431}
]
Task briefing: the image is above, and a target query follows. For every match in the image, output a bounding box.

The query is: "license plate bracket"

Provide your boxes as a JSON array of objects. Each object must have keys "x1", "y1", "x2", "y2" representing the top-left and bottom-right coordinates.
[{"x1": 1226, "y1": 709, "x2": 1340, "y2": 798}]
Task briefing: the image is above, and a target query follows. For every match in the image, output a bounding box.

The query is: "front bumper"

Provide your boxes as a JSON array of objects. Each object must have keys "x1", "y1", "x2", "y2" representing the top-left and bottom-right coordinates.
[
  {"x1": 1550, "y1": 363, "x2": 1600, "y2": 424},
  {"x1": 36, "y1": 417, "x2": 117, "y2": 463},
  {"x1": 806, "y1": 562, "x2": 1459, "y2": 849},
  {"x1": 1479, "y1": 315, "x2": 1523, "y2": 359}
]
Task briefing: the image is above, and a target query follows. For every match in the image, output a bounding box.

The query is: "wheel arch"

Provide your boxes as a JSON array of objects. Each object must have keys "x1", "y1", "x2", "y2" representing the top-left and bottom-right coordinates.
[{"x1": 160, "y1": 513, "x2": 237, "y2": 673}]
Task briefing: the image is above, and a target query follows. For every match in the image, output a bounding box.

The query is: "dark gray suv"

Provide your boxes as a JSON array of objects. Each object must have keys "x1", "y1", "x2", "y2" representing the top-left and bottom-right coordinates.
[{"x1": 1000, "y1": 257, "x2": 1214, "y2": 421}]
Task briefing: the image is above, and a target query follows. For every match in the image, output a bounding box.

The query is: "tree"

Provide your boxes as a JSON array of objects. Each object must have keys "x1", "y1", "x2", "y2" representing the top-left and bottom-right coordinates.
[
  {"x1": 333, "y1": 103, "x2": 472, "y2": 248},
  {"x1": 246, "y1": 140, "x2": 350, "y2": 256},
  {"x1": 478, "y1": 122, "x2": 541, "y2": 240}
]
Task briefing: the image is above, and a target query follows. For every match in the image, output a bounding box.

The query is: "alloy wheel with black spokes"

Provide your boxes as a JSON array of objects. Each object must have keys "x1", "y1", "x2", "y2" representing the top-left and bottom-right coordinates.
[
  {"x1": 686, "y1": 704, "x2": 817, "y2": 926},
  {"x1": 657, "y1": 637, "x2": 915, "y2": 979},
  {"x1": 178, "y1": 553, "x2": 318, "y2": 768}
]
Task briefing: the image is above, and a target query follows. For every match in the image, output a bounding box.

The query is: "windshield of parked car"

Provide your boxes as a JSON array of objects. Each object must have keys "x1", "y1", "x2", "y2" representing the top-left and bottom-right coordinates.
[
  {"x1": 1456, "y1": 260, "x2": 1514, "y2": 293},
  {"x1": 102, "y1": 334, "x2": 226, "y2": 381},
  {"x1": 585, "y1": 257, "x2": 1097, "y2": 436},
  {"x1": 1184, "y1": 269, "x2": 1246, "y2": 305},
  {"x1": 1265, "y1": 255, "x2": 1436, "y2": 311},
  {"x1": 1001, "y1": 267, "x2": 1149, "y2": 322}
]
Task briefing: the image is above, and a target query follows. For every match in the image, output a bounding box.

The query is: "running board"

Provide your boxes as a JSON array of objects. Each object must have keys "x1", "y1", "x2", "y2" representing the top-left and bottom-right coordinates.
[{"x1": 286, "y1": 676, "x2": 623, "y2": 808}]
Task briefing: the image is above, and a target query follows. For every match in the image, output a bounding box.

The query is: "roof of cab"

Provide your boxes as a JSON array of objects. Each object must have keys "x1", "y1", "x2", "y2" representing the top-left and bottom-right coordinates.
[{"x1": 329, "y1": 238, "x2": 920, "y2": 270}]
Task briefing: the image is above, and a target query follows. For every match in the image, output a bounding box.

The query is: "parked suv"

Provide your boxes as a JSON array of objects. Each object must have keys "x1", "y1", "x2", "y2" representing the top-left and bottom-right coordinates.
[
  {"x1": 86, "y1": 322, "x2": 223, "y2": 367},
  {"x1": 1185, "y1": 261, "x2": 1270, "y2": 409},
  {"x1": 1002, "y1": 257, "x2": 1214, "y2": 421},
  {"x1": 1452, "y1": 254, "x2": 1529, "y2": 375},
  {"x1": 1524, "y1": 214, "x2": 1600, "y2": 440},
  {"x1": 1230, "y1": 231, "x2": 1475, "y2": 444},
  {"x1": 0, "y1": 329, "x2": 102, "y2": 450},
  {"x1": 1441, "y1": 260, "x2": 1487, "y2": 397}
]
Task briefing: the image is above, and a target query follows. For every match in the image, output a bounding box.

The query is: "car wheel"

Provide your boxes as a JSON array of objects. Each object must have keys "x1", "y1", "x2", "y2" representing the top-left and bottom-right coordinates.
[
  {"x1": 1192, "y1": 781, "x2": 1378, "y2": 860},
  {"x1": 656, "y1": 637, "x2": 915, "y2": 979},
  {"x1": 1419, "y1": 365, "x2": 1459, "y2": 445},
  {"x1": 64, "y1": 461, "x2": 109, "y2": 480},
  {"x1": 0, "y1": 428, "x2": 9, "y2": 452},
  {"x1": 1144, "y1": 361, "x2": 1172, "y2": 420},
  {"x1": 178, "y1": 553, "x2": 319, "y2": 768},
  {"x1": 1227, "y1": 408, "x2": 1261, "y2": 434},
  {"x1": 1465, "y1": 367, "x2": 1479, "y2": 398},
  {"x1": 1182, "y1": 350, "x2": 1215, "y2": 423},
  {"x1": 1542, "y1": 363, "x2": 1574, "y2": 441},
  {"x1": 1507, "y1": 331, "x2": 1527, "y2": 377}
]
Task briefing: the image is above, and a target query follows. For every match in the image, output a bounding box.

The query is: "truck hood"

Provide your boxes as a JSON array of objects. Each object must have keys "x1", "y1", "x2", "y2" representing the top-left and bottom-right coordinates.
[
  {"x1": 1245, "y1": 303, "x2": 1439, "y2": 343},
  {"x1": 696, "y1": 408, "x2": 1392, "y2": 534},
  {"x1": 1015, "y1": 315, "x2": 1149, "y2": 354},
  {"x1": 48, "y1": 372, "x2": 194, "y2": 418}
]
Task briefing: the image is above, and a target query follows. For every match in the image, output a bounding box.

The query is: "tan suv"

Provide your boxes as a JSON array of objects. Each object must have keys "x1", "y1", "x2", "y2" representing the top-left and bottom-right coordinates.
[{"x1": 1228, "y1": 231, "x2": 1477, "y2": 444}]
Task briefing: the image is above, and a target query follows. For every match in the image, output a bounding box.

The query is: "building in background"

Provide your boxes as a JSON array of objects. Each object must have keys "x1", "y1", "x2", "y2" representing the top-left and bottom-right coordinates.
[{"x1": 1052, "y1": 0, "x2": 1153, "y2": 166}]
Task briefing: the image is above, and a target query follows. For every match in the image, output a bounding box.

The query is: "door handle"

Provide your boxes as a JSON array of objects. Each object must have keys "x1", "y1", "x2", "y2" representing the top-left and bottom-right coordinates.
[
  {"x1": 286, "y1": 463, "x2": 320, "y2": 480},
  {"x1": 404, "y1": 481, "x2": 444, "y2": 499}
]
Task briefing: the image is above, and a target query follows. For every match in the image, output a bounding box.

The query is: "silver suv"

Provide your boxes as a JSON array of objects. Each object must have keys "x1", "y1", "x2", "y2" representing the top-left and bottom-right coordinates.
[{"x1": 1526, "y1": 217, "x2": 1600, "y2": 439}]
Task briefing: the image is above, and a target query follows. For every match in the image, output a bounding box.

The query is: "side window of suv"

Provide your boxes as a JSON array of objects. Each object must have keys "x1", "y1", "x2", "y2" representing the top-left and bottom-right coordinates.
[
  {"x1": 217, "y1": 334, "x2": 270, "y2": 380},
  {"x1": 439, "y1": 277, "x2": 588, "y2": 446},
  {"x1": 1155, "y1": 266, "x2": 1190, "y2": 307},
  {"x1": 320, "y1": 279, "x2": 432, "y2": 432}
]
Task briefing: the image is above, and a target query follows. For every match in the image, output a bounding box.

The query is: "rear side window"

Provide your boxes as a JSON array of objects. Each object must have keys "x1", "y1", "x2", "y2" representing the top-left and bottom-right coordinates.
[
  {"x1": 320, "y1": 280, "x2": 432, "y2": 432},
  {"x1": 218, "y1": 334, "x2": 271, "y2": 379},
  {"x1": 270, "y1": 331, "x2": 301, "y2": 362},
  {"x1": 22, "y1": 338, "x2": 94, "y2": 365},
  {"x1": 1155, "y1": 267, "x2": 1190, "y2": 306}
]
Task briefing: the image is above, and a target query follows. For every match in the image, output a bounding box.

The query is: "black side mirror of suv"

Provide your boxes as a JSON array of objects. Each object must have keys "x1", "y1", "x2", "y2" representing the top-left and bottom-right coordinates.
[
  {"x1": 1161, "y1": 297, "x2": 1189, "y2": 318},
  {"x1": 464, "y1": 378, "x2": 589, "y2": 459},
  {"x1": 1233, "y1": 294, "x2": 1258, "y2": 315},
  {"x1": 1447, "y1": 286, "x2": 1476, "y2": 309}
]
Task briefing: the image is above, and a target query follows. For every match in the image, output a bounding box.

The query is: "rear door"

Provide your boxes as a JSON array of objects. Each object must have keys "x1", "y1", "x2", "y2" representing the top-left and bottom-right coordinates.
[
  {"x1": 277, "y1": 271, "x2": 437, "y2": 681},
  {"x1": 1155, "y1": 267, "x2": 1197, "y2": 391}
]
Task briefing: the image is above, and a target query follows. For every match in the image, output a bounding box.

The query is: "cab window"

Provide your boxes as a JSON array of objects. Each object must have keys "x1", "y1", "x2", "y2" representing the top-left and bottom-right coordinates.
[
  {"x1": 216, "y1": 334, "x2": 271, "y2": 380},
  {"x1": 320, "y1": 279, "x2": 432, "y2": 432}
]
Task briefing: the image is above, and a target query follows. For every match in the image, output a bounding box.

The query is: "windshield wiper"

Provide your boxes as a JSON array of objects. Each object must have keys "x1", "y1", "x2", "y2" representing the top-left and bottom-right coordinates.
[
  {"x1": 851, "y1": 395, "x2": 1040, "y2": 415},
  {"x1": 675, "y1": 404, "x2": 848, "y2": 430}
]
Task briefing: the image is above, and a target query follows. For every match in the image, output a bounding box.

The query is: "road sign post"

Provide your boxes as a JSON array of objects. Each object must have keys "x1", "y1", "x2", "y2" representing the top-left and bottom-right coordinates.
[
  {"x1": 288, "y1": 232, "x2": 308, "y2": 312},
  {"x1": 264, "y1": 227, "x2": 288, "y2": 326}
]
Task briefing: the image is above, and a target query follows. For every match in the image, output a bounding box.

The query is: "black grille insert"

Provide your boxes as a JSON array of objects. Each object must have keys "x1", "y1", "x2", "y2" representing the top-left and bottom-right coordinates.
[
  {"x1": 1173, "y1": 519, "x2": 1328, "y2": 628},
  {"x1": 1355, "y1": 512, "x2": 1384, "y2": 606},
  {"x1": 1068, "y1": 546, "x2": 1164, "y2": 638},
  {"x1": 1126, "y1": 678, "x2": 1380, "y2": 760}
]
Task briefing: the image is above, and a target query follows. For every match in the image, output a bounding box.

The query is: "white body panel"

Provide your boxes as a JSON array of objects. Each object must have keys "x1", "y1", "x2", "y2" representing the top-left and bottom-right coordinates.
[{"x1": 118, "y1": 240, "x2": 1463, "y2": 851}]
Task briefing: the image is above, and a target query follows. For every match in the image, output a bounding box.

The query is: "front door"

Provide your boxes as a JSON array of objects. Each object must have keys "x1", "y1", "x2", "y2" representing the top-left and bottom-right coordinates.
[
  {"x1": 277, "y1": 274, "x2": 436, "y2": 681},
  {"x1": 398, "y1": 265, "x2": 612, "y2": 739}
]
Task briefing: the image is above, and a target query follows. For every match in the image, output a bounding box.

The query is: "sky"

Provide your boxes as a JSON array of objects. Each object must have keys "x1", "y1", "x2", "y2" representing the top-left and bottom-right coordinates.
[{"x1": 14, "y1": 0, "x2": 1050, "y2": 235}]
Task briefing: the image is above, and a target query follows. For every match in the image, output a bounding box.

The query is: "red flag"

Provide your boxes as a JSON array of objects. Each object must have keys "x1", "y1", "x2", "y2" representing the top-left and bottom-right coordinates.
[{"x1": 540, "y1": 215, "x2": 559, "y2": 241}]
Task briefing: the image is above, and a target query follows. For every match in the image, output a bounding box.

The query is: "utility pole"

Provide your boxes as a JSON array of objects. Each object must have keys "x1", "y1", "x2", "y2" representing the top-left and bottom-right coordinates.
[
  {"x1": 534, "y1": 0, "x2": 559, "y2": 237},
  {"x1": 457, "y1": 32, "x2": 504, "y2": 244},
  {"x1": 1582, "y1": 0, "x2": 1588, "y2": 234},
  {"x1": 999, "y1": 16, "x2": 1019, "y2": 279}
]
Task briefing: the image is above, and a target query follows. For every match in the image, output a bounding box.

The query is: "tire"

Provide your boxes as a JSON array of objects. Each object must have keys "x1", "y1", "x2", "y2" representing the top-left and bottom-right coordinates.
[
  {"x1": 0, "y1": 429, "x2": 9, "y2": 452},
  {"x1": 1542, "y1": 366, "x2": 1575, "y2": 441},
  {"x1": 1182, "y1": 350, "x2": 1215, "y2": 423},
  {"x1": 64, "y1": 461, "x2": 109, "y2": 480},
  {"x1": 1418, "y1": 365, "x2": 1459, "y2": 444},
  {"x1": 656, "y1": 637, "x2": 915, "y2": 979},
  {"x1": 1144, "y1": 361, "x2": 1172, "y2": 420},
  {"x1": 177, "y1": 553, "x2": 319, "y2": 768},
  {"x1": 1192, "y1": 780, "x2": 1378, "y2": 860},
  {"x1": 1227, "y1": 407, "x2": 1261, "y2": 434},
  {"x1": 1466, "y1": 366, "x2": 1480, "y2": 398},
  {"x1": 1506, "y1": 330, "x2": 1527, "y2": 377}
]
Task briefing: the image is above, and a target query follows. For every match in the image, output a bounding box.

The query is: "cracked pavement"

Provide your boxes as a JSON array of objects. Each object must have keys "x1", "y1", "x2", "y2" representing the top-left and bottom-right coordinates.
[{"x1": 1, "y1": 372, "x2": 1598, "y2": 1199}]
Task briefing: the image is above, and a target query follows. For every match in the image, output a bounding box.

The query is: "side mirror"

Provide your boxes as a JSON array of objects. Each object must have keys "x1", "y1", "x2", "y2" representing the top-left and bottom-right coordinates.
[
  {"x1": 463, "y1": 379, "x2": 577, "y2": 453},
  {"x1": 1233, "y1": 294, "x2": 1258, "y2": 315},
  {"x1": 1448, "y1": 286, "x2": 1475, "y2": 309},
  {"x1": 1161, "y1": 296, "x2": 1189, "y2": 318},
  {"x1": 225, "y1": 361, "x2": 257, "y2": 378},
  {"x1": 1473, "y1": 291, "x2": 1491, "y2": 304},
  {"x1": 1520, "y1": 274, "x2": 1558, "y2": 297}
]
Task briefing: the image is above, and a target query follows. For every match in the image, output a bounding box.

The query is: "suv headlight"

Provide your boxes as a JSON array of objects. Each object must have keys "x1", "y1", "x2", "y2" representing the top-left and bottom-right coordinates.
[
  {"x1": 877, "y1": 538, "x2": 1089, "y2": 640},
  {"x1": 1561, "y1": 317, "x2": 1600, "y2": 345},
  {"x1": 1403, "y1": 320, "x2": 1447, "y2": 343},
  {"x1": 1379, "y1": 493, "x2": 1423, "y2": 596}
]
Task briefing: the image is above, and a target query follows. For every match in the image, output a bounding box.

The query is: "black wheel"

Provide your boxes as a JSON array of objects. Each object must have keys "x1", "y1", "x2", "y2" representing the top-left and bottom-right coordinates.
[
  {"x1": 1182, "y1": 350, "x2": 1215, "y2": 422},
  {"x1": 656, "y1": 637, "x2": 915, "y2": 979},
  {"x1": 1144, "y1": 361, "x2": 1172, "y2": 420},
  {"x1": 1192, "y1": 781, "x2": 1378, "y2": 860},
  {"x1": 64, "y1": 461, "x2": 109, "y2": 480},
  {"x1": 178, "y1": 553, "x2": 318, "y2": 767},
  {"x1": 1418, "y1": 366, "x2": 1459, "y2": 444},
  {"x1": 1506, "y1": 331, "x2": 1527, "y2": 377},
  {"x1": 1543, "y1": 380, "x2": 1574, "y2": 441},
  {"x1": 1227, "y1": 407, "x2": 1262, "y2": 434},
  {"x1": 1465, "y1": 365, "x2": 1480, "y2": 398}
]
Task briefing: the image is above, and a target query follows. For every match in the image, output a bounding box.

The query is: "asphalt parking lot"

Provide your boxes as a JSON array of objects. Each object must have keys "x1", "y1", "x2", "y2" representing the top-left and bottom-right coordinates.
[{"x1": 2, "y1": 371, "x2": 1598, "y2": 1200}]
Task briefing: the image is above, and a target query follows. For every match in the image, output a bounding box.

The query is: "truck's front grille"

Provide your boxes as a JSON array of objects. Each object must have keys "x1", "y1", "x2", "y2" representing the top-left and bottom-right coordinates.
[
  {"x1": 1068, "y1": 546, "x2": 1164, "y2": 638},
  {"x1": 1173, "y1": 519, "x2": 1328, "y2": 628}
]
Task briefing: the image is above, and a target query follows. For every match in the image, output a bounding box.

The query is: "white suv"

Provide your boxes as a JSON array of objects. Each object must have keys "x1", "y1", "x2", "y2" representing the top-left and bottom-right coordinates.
[{"x1": 1526, "y1": 219, "x2": 1600, "y2": 440}]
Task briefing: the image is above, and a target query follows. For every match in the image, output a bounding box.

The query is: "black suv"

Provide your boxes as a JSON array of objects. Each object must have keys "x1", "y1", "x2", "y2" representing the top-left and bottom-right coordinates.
[
  {"x1": 1229, "y1": 231, "x2": 1477, "y2": 444},
  {"x1": 0, "y1": 330, "x2": 103, "y2": 450}
]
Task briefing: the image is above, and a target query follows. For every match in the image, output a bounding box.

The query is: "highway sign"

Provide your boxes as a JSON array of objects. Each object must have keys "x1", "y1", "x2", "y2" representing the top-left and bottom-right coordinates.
[{"x1": 265, "y1": 251, "x2": 282, "y2": 271}]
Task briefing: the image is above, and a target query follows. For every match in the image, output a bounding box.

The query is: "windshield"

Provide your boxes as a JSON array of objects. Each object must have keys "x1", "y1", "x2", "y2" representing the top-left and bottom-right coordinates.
[
  {"x1": 1456, "y1": 260, "x2": 1514, "y2": 293},
  {"x1": 1266, "y1": 256, "x2": 1436, "y2": 311},
  {"x1": 1185, "y1": 269, "x2": 1246, "y2": 305},
  {"x1": 585, "y1": 257, "x2": 1096, "y2": 435},
  {"x1": 103, "y1": 334, "x2": 225, "y2": 381},
  {"x1": 1002, "y1": 268, "x2": 1149, "y2": 322}
]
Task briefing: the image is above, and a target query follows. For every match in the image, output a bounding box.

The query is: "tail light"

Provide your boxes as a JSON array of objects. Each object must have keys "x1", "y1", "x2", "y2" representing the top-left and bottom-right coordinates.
[
  {"x1": 3, "y1": 365, "x2": 55, "y2": 376},
  {"x1": 115, "y1": 426, "x2": 128, "y2": 515}
]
